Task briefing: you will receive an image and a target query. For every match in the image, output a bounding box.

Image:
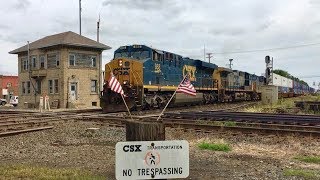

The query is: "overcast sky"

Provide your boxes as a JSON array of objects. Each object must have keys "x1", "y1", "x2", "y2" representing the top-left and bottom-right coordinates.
[{"x1": 1, "y1": 0, "x2": 320, "y2": 87}]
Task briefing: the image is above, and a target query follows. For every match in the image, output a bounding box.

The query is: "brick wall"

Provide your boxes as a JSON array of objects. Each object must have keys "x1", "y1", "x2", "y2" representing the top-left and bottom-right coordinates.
[
  {"x1": 17, "y1": 47, "x2": 102, "y2": 109},
  {"x1": 0, "y1": 75, "x2": 19, "y2": 101}
]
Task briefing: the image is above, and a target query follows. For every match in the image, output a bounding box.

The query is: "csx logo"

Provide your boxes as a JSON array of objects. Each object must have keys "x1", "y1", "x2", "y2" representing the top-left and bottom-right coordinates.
[
  {"x1": 123, "y1": 145, "x2": 142, "y2": 152},
  {"x1": 113, "y1": 67, "x2": 130, "y2": 76}
]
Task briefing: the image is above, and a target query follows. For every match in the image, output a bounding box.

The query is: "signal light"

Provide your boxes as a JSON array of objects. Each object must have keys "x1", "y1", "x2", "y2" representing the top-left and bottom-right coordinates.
[{"x1": 265, "y1": 56, "x2": 270, "y2": 64}]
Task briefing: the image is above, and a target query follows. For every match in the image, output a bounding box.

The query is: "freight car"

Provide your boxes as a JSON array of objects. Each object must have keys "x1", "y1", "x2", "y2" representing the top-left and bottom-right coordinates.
[
  {"x1": 271, "y1": 73, "x2": 313, "y2": 98},
  {"x1": 101, "y1": 45, "x2": 263, "y2": 112}
]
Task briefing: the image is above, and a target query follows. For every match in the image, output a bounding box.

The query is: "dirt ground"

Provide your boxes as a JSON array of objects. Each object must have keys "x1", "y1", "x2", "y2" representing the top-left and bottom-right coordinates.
[{"x1": 0, "y1": 120, "x2": 319, "y2": 180}]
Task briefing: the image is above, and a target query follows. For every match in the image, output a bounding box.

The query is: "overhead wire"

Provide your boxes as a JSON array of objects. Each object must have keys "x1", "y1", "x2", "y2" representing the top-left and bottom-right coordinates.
[{"x1": 211, "y1": 42, "x2": 320, "y2": 55}]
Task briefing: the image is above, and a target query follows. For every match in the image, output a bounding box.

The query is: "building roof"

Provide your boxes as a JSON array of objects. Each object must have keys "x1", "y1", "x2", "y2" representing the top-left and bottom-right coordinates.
[{"x1": 9, "y1": 31, "x2": 111, "y2": 54}]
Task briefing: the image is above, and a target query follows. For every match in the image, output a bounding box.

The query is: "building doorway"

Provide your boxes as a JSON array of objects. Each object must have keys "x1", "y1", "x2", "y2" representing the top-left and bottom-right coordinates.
[{"x1": 70, "y1": 83, "x2": 77, "y2": 101}]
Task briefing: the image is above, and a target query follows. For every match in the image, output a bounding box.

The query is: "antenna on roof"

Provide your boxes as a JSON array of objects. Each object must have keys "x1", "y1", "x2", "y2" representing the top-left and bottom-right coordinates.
[
  {"x1": 206, "y1": 53, "x2": 213, "y2": 63},
  {"x1": 79, "y1": 0, "x2": 82, "y2": 35},
  {"x1": 97, "y1": 13, "x2": 100, "y2": 42}
]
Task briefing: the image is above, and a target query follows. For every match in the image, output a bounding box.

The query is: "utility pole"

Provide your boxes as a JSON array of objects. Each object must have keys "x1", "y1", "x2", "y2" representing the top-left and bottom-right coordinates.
[
  {"x1": 97, "y1": 14, "x2": 100, "y2": 42},
  {"x1": 203, "y1": 44, "x2": 206, "y2": 62},
  {"x1": 206, "y1": 53, "x2": 213, "y2": 63},
  {"x1": 79, "y1": 0, "x2": 82, "y2": 35},
  {"x1": 228, "y1": 59, "x2": 233, "y2": 69}
]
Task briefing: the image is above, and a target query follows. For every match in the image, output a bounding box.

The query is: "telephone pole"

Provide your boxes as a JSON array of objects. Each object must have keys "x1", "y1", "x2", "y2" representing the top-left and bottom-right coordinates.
[
  {"x1": 228, "y1": 59, "x2": 233, "y2": 69},
  {"x1": 206, "y1": 53, "x2": 213, "y2": 63}
]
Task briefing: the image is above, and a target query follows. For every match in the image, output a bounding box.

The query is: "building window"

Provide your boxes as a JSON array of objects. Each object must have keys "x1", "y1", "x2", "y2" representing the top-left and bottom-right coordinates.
[
  {"x1": 56, "y1": 58, "x2": 60, "y2": 67},
  {"x1": 22, "y1": 58, "x2": 28, "y2": 71},
  {"x1": 27, "y1": 81, "x2": 31, "y2": 94},
  {"x1": 69, "y1": 54, "x2": 75, "y2": 66},
  {"x1": 22, "y1": 82, "x2": 26, "y2": 94},
  {"x1": 48, "y1": 80, "x2": 53, "y2": 94},
  {"x1": 7, "y1": 82, "x2": 12, "y2": 88},
  {"x1": 91, "y1": 80, "x2": 97, "y2": 92},
  {"x1": 36, "y1": 80, "x2": 41, "y2": 94},
  {"x1": 32, "y1": 56, "x2": 37, "y2": 69},
  {"x1": 54, "y1": 79, "x2": 59, "y2": 93},
  {"x1": 47, "y1": 53, "x2": 60, "y2": 68},
  {"x1": 91, "y1": 56, "x2": 96, "y2": 67},
  {"x1": 40, "y1": 55, "x2": 45, "y2": 69}
]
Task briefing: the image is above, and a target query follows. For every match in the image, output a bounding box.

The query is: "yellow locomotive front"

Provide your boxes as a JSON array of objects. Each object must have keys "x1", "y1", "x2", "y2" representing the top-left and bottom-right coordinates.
[{"x1": 101, "y1": 58, "x2": 144, "y2": 112}]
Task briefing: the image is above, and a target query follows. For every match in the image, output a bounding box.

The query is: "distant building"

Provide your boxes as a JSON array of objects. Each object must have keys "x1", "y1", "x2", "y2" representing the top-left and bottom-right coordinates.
[
  {"x1": 9, "y1": 31, "x2": 111, "y2": 108},
  {"x1": 0, "y1": 75, "x2": 19, "y2": 101}
]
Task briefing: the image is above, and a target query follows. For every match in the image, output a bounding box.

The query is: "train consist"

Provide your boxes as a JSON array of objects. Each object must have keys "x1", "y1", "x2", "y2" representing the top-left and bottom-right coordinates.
[
  {"x1": 270, "y1": 73, "x2": 315, "y2": 98},
  {"x1": 100, "y1": 45, "x2": 313, "y2": 112}
]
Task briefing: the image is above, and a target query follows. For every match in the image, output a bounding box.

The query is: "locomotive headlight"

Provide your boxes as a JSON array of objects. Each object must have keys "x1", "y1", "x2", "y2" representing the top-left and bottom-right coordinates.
[
  {"x1": 123, "y1": 80, "x2": 128, "y2": 85},
  {"x1": 118, "y1": 59, "x2": 123, "y2": 67}
]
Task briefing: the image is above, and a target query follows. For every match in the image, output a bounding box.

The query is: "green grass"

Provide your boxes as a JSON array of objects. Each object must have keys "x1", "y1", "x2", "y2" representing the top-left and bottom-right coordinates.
[
  {"x1": 198, "y1": 142, "x2": 231, "y2": 152},
  {"x1": 294, "y1": 156, "x2": 320, "y2": 164},
  {"x1": 223, "y1": 121, "x2": 236, "y2": 127},
  {"x1": 284, "y1": 169, "x2": 320, "y2": 179},
  {"x1": 0, "y1": 164, "x2": 105, "y2": 180}
]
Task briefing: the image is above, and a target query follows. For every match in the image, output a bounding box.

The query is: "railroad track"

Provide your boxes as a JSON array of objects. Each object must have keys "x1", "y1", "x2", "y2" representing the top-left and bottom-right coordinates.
[
  {"x1": 163, "y1": 111, "x2": 320, "y2": 126},
  {"x1": 75, "y1": 114, "x2": 320, "y2": 137},
  {"x1": 0, "y1": 111, "x2": 73, "y2": 137},
  {"x1": 1, "y1": 104, "x2": 319, "y2": 137}
]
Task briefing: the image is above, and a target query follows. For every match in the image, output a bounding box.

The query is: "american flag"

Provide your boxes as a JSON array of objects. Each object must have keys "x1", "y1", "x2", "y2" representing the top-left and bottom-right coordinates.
[
  {"x1": 108, "y1": 73, "x2": 124, "y2": 95},
  {"x1": 177, "y1": 75, "x2": 196, "y2": 96}
]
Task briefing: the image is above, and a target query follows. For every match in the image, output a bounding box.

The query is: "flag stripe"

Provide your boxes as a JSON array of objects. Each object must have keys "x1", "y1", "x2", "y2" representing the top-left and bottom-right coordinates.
[
  {"x1": 177, "y1": 76, "x2": 196, "y2": 96},
  {"x1": 108, "y1": 74, "x2": 124, "y2": 95}
]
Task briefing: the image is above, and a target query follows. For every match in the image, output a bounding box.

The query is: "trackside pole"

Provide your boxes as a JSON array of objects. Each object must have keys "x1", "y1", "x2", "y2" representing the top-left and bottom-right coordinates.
[{"x1": 156, "y1": 75, "x2": 187, "y2": 121}]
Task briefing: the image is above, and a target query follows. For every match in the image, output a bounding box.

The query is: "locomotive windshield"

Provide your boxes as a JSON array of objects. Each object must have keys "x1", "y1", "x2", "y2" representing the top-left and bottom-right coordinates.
[
  {"x1": 131, "y1": 50, "x2": 150, "y2": 60},
  {"x1": 114, "y1": 50, "x2": 150, "y2": 60},
  {"x1": 115, "y1": 52, "x2": 129, "y2": 58}
]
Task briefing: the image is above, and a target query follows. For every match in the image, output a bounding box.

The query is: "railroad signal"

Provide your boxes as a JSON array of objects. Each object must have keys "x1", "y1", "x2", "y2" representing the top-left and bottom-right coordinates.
[
  {"x1": 265, "y1": 56, "x2": 270, "y2": 64},
  {"x1": 265, "y1": 55, "x2": 273, "y2": 85}
]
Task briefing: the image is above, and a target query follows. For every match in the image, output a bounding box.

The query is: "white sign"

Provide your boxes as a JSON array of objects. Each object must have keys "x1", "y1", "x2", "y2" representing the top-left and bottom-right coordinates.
[{"x1": 115, "y1": 140, "x2": 189, "y2": 180}]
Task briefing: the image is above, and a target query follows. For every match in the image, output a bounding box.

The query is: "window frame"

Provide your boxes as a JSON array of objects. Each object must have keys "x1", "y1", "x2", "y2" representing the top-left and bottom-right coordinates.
[
  {"x1": 31, "y1": 56, "x2": 37, "y2": 69},
  {"x1": 54, "y1": 79, "x2": 59, "y2": 94},
  {"x1": 48, "y1": 80, "x2": 53, "y2": 94},
  {"x1": 69, "y1": 54, "x2": 76, "y2": 66},
  {"x1": 39, "y1": 55, "x2": 45, "y2": 69},
  {"x1": 91, "y1": 80, "x2": 97, "y2": 93},
  {"x1": 91, "y1": 56, "x2": 97, "y2": 67}
]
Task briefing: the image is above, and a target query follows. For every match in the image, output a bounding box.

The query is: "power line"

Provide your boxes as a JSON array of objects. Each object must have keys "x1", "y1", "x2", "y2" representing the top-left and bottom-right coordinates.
[{"x1": 213, "y1": 42, "x2": 320, "y2": 55}]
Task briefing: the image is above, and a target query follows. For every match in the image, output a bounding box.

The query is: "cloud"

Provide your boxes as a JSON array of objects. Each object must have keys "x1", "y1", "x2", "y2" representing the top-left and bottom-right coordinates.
[
  {"x1": 1, "y1": 0, "x2": 320, "y2": 86},
  {"x1": 13, "y1": 0, "x2": 31, "y2": 10}
]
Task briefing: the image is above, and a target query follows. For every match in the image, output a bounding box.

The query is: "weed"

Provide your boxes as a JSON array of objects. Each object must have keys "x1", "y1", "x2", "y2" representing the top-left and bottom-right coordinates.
[
  {"x1": 198, "y1": 142, "x2": 231, "y2": 152},
  {"x1": 284, "y1": 169, "x2": 320, "y2": 179},
  {"x1": 294, "y1": 156, "x2": 320, "y2": 164},
  {"x1": 0, "y1": 164, "x2": 105, "y2": 179}
]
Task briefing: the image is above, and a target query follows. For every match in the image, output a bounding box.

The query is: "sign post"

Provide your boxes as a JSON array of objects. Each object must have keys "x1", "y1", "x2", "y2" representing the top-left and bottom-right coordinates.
[{"x1": 115, "y1": 140, "x2": 189, "y2": 180}]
